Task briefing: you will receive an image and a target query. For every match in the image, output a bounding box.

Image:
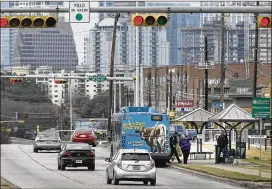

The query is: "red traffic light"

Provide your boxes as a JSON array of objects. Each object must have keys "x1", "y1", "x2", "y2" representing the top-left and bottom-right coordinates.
[
  {"x1": 259, "y1": 17, "x2": 270, "y2": 27},
  {"x1": 55, "y1": 80, "x2": 67, "y2": 84},
  {"x1": 133, "y1": 16, "x2": 144, "y2": 26},
  {"x1": 0, "y1": 17, "x2": 8, "y2": 27},
  {"x1": 9, "y1": 78, "x2": 15, "y2": 83}
]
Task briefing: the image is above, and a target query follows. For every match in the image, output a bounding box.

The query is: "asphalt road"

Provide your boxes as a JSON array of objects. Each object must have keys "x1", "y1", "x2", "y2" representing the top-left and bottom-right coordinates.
[{"x1": 1, "y1": 144, "x2": 246, "y2": 189}]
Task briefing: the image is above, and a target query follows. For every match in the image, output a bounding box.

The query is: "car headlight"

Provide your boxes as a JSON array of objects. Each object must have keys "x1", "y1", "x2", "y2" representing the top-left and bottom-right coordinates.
[{"x1": 117, "y1": 160, "x2": 122, "y2": 170}]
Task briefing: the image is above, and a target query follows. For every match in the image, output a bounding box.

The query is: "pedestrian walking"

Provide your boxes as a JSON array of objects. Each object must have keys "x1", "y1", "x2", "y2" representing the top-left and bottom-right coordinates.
[
  {"x1": 169, "y1": 132, "x2": 181, "y2": 163},
  {"x1": 216, "y1": 130, "x2": 228, "y2": 163},
  {"x1": 179, "y1": 134, "x2": 192, "y2": 164}
]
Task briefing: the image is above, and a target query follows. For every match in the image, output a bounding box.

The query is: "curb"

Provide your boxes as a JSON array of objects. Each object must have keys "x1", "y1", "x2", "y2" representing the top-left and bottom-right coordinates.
[
  {"x1": 1, "y1": 177, "x2": 21, "y2": 189},
  {"x1": 172, "y1": 165, "x2": 271, "y2": 189}
]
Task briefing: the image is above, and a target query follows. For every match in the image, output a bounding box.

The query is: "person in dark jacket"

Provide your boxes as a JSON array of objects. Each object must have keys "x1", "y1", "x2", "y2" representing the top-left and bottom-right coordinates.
[
  {"x1": 217, "y1": 130, "x2": 228, "y2": 163},
  {"x1": 169, "y1": 132, "x2": 181, "y2": 163},
  {"x1": 179, "y1": 134, "x2": 192, "y2": 164}
]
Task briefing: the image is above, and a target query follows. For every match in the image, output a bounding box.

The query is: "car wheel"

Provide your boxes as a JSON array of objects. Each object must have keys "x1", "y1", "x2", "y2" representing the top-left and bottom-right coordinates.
[
  {"x1": 33, "y1": 148, "x2": 38, "y2": 153},
  {"x1": 88, "y1": 163, "x2": 95, "y2": 171},
  {"x1": 113, "y1": 173, "x2": 119, "y2": 185},
  {"x1": 143, "y1": 181, "x2": 148, "y2": 185},
  {"x1": 150, "y1": 179, "x2": 156, "y2": 186},
  {"x1": 58, "y1": 162, "x2": 61, "y2": 170},
  {"x1": 92, "y1": 142, "x2": 96, "y2": 147},
  {"x1": 106, "y1": 172, "x2": 112, "y2": 184}
]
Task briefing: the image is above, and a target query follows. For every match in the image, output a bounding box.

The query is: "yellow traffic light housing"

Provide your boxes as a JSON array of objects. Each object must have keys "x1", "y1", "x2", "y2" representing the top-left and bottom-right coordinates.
[
  {"x1": 0, "y1": 16, "x2": 57, "y2": 28},
  {"x1": 257, "y1": 16, "x2": 272, "y2": 28},
  {"x1": 131, "y1": 14, "x2": 168, "y2": 27},
  {"x1": 55, "y1": 80, "x2": 68, "y2": 84},
  {"x1": 9, "y1": 78, "x2": 23, "y2": 83}
]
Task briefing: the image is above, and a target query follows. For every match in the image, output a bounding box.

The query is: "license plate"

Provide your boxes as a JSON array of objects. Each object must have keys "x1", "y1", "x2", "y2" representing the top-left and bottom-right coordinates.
[
  {"x1": 76, "y1": 160, "x2": 82, "y2": 163},
  {"x1": 80, "y1": 135, "x2": 86, "y2": 137},
  {"x1": 133, "y1": 166, "x2": 140, "y2": 170}
]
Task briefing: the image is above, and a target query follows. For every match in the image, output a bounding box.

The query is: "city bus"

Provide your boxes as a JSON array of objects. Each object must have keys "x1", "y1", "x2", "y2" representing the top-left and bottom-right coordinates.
[{"x1": 110, "y1": 106, "x2": 170, "y2": 165}]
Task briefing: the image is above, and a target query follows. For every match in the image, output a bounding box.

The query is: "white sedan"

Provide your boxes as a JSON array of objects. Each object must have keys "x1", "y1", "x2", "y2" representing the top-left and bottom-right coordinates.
[{"x1": 105, "y1": 149, "x2": 156, "y2": 186}]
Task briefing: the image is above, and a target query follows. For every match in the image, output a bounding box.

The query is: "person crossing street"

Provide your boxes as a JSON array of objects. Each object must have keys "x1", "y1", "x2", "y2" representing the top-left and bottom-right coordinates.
[{"x1": 169, "y1": 132, "x2": 181, "y2": 163}]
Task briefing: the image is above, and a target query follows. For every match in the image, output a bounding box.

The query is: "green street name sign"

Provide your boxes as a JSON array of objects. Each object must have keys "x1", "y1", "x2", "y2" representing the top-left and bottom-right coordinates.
[
  {"x1": 252, "y1": 97, "x2": 270, "y2": 119},
  {"x1": 89, "y1": 75, "x2": 107, "y2": 82}
]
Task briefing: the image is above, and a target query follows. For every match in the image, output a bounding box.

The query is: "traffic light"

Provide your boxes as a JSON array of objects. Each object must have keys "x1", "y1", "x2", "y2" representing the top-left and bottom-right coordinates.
[
  {"x1": 0, "y1": 16, "x2": 57, "y2": 28},
  {"x1": 55, "y1": 80, "x2": 68, "y2": 84},
  {"x1": 257, "y1": 16, "x2": 272, "y2": 28},
  {"x1": 9, "y1": 78, "x2": 23, "y2": 83},
  {"x1": 131, "y1": 14, "x2": 168, "y2": 27},
  {"x1": 17, "y1": 113, "x2": 28, "y2": 119}
]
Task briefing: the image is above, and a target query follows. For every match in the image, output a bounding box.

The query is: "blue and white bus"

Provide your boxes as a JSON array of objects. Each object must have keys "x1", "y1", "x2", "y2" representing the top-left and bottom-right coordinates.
[{"x1": 110, "y1": 106, "x2": 170, "y2": 165}]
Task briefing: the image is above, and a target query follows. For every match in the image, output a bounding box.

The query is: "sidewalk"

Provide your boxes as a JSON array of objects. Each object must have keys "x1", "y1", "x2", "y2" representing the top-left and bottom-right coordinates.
[
  {"x1": 1, "y1": 177, "x2": 19, "y2": 189},
  {"x1": 172, "y1": 159, "x2": 271, "y2": 179}
]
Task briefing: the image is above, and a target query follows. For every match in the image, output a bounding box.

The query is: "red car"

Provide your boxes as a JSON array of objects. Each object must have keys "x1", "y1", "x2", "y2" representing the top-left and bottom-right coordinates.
[{"x1": 72, "y1": 127, "x2": 97, "y2": 147}]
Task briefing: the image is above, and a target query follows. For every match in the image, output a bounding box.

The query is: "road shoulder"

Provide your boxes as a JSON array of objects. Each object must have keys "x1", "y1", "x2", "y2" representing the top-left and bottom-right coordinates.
[
  {"x1": 172, "y1": 164, "x2": 271, "y2": 189},
  {"x1": 1, "y1": 177, "x2": 20, "y2": 189}
]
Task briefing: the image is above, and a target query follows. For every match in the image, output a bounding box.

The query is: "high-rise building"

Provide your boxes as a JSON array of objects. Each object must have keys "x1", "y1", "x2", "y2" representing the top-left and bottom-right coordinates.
[
  {"x1": 0, "y1": 2, "x2": 11, "y2": 67},
  {"x1": 180, "y1": 20, "x2": 271, "y2": 65},
  {"x1": 12, "y1": 22, "x2": 78, "y2": 71},
  {"x1": 84, "y1": 19, "x2": 169, "y2": 73},
  {"x1": 200, "y1": 1, "x2": 271, "y2": 64}
]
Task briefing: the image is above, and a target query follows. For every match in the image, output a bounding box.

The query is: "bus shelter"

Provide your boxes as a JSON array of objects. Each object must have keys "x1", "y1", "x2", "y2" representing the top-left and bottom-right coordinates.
[
  {"x1": 208, "y1": 104, "x2": 258, "y2": 158},
  {"x1": 173, "y1": 108, "x2": 214, "y2": 153}
]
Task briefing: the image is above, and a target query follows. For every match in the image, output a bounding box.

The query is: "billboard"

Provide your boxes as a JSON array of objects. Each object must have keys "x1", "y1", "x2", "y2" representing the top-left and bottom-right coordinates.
[{"x1": 176, "y1": 100, "x2": 194, "y2": 108}]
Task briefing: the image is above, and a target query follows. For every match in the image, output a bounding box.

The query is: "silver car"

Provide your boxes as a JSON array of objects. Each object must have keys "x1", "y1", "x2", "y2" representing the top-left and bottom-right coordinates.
[
  {"x1": 33, "y1": 131, "x2": 61, "y2": 153},
  {"x1": 105, "y1": 149, "x2": 156, "y2": 186}
]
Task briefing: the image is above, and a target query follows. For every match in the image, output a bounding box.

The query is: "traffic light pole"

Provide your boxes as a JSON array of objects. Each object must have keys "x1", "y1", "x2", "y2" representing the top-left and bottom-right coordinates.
[
  {"x1": 135, "y1": 1, "x2": 140, "y2": 107},
  {"x1": 1, "y1": 6, "x2": 271, "y2": 13},
  {"x1": 253, "y1": 1, "x2": 259, "y2": 98}
]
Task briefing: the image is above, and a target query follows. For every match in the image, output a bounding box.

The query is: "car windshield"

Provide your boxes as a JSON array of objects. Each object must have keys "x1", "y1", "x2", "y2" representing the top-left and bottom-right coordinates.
[
  {"x1": 75, "y1": 128, "x2": 93, "y2": 133},
  {"x1": 66, "y1": 143, "x2": 91, "y2": 150},
  {"x1": 121, "y1": 153, "x2": 150, "y2": 161},
  {"x1": 38, "y1": 132, "x2": 58, "y2": 139}
]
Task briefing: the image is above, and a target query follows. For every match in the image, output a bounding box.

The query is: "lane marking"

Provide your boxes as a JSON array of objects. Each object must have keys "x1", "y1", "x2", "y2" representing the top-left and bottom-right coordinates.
[{"x1": 18, "y1": 145, "x2": 96, "y2": 188}]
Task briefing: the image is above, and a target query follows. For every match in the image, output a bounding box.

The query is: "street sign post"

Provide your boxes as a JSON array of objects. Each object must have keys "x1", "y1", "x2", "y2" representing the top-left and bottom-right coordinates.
[
  {"x1": 69, "y1": 2, "x2": 90, "y2": 23},
  {"x1": 252, "y1": 97, "x2": 271, "y2": 119},
  {"x1": 89, "y1": 75, "x2": 107, "y2": 82}
]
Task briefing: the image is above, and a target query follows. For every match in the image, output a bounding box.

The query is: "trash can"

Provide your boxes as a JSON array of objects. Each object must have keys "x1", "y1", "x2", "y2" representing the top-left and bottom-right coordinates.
[{"x1": 236, "y1": 142, "x2": 246, "y2": 159}]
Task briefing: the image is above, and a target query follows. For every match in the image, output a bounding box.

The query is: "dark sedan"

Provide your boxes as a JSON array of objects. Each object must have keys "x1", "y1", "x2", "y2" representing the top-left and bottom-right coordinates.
[{"x1": 58, "y1": 142, "x2": 95, "y2": 171}]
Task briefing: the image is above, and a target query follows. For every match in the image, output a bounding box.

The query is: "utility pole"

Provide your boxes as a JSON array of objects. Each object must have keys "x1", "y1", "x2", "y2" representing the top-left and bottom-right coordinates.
[
  {"x1": 107, "y1": 13, "x2": 120, "y2": 139},
  {"x1": 140, "y1": 65, "x2": 144, "y2": 106},
  {"x1": 135, "y1": 1, "x2": 140, "y2": 106},
  {"x1": 119, "y1": 81, "x2": 122, "y2": 111},
  {"x1": 166, "y1": 67, "x2": 169, "y2": 112},
  {"x1": 69, "y1": 72, "x2": 73, "y2": 132},
  {"x1": 220, "y1": 13, "x2": 225, "y2": 108},
  {"x1": 169, "y1": 70, "x2": 173, "y2": 111},
  {"x1": 204, "y1": 35, "x2": 209, "y2": 111},
  {"x1": 126, "y1": 87, "x2": 129, "y2": 106},
  {"x1": 148, "y1": 68, "x2": 152, "y2": 107},
  {"x1": 253, "y1": 1, "x2": 259, "y2": 98}
]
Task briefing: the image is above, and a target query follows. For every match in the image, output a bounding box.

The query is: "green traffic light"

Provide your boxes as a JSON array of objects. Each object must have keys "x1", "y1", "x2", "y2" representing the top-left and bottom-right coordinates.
[
  {"x1": 76, "y1": 13, "x2": 83, "y2": 21},
  {"x1": 157, "y1": 16, "x2": 167, "y2": 26}
]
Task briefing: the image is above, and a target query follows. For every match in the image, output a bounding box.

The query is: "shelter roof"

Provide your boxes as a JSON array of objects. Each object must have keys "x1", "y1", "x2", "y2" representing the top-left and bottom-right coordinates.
[
  {"x1": 209, "y1": 104, "x2": 258, "y2": 122},
  {"x1": 174, "y1": 108, "x2": 214, "y2": 122}
]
